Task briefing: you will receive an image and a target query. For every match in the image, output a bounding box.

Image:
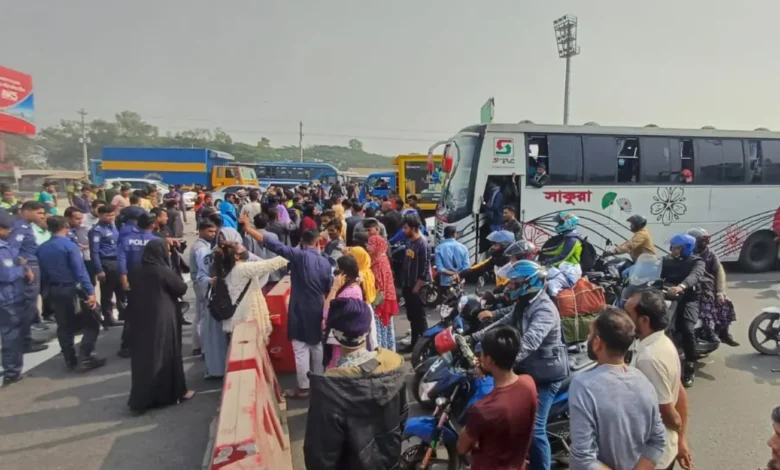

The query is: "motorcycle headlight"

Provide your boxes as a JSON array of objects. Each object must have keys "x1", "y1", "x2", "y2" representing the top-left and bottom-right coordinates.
[
  {"x1": 457, "y1": 295, "x2": 468, "y2": 313},
  {"x1": 435, "y1": 397, "x2": 449, "y2": 408}
]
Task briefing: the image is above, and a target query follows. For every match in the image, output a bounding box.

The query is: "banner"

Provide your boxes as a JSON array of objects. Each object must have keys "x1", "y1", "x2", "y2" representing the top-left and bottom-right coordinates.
[
  {"x1": 0, "y1": 65, "x2": 35, "y2": 135},
  {"x1": 480, "y1": 97, "x2": 495, "y2": 124}
]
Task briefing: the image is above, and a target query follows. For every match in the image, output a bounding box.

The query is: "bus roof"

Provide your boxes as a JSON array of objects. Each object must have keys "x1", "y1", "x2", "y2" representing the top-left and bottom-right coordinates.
[{"x1": 455, "y1": 123, "x2": 780, "y2": 140}]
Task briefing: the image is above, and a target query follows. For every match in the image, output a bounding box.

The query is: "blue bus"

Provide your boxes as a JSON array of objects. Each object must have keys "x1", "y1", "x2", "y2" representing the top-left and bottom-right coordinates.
[
  {"x1": 250, "y1": 162, "x2": 342, "y2": 186},
  {"x1": 360, "y1": 171, "x2": 396, "y2": 202}
]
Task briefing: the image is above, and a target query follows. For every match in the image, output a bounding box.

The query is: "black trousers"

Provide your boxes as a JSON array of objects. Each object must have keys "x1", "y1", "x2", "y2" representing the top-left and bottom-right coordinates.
[
  {"x1": 50, "y1": 284, "x2": 100, "y2": 364},
  {"x1": 99, "y1": 258, "x2": 126, "y2": 321},
  {"x1": 402, "y1": 286, "x2": 428, "y2": 345},
  {"x1": 675, "y1": 299, "x2": 699, "y2": 364}
]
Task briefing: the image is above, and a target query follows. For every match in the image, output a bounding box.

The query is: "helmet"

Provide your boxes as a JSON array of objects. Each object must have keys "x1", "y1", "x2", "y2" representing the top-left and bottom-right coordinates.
[
  {"x1": 554, "y1": 211, "x2": 579, "y2": 233},
  {"x1": 504, "y1": 239, "x2": 539, "y2": 261},
  {"x1": 504, "y1": 260, "x2": 546, "y2": 300},
  {"x1": 457, "y1": 294, "x2": 482, "y2": 318},
  {"x1": 669, "y1": 233, "x2": 696, "y2": 258},
  {"x1": 626, "y1": 214, "x2": 647, "y2": 231},
  {"x1": 486, "y1": 230, "x2": 515, "y2": 248},
  {"x1": 681, "y1": 169, "x2": 693, "y2": 179},
  {"x1": 687, "y1": 227, "x2": 710, "y2": 249}
]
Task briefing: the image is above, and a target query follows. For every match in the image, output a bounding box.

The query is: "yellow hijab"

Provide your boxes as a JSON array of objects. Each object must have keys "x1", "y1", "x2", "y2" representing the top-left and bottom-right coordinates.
[{"x1": 349, "y1": 247, "x2": 377, "y2": 304}]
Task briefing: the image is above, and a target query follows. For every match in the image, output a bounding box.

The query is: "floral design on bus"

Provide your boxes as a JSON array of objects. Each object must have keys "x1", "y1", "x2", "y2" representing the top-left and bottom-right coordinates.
[{"x1": 650, "y1": 187, "x2": 687, "y2": 226}]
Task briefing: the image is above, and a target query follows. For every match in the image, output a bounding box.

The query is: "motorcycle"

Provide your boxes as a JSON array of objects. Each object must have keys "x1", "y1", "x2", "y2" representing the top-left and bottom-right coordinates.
[
  {"x1": 391, "y1": 241, "x2": 441, "y2": 307},
  {"x1": 663, "y1": 283, "x2": 721, "y2": 360},
  {"x1": 404, "y1": 328, "x2": 596, "y2": 469},
  {"x1": 748, "y1": 284, "x2": 780, "y2": 355},
  {"x1": 584, "y1": 240, "x2": 634, "y2": 306}
]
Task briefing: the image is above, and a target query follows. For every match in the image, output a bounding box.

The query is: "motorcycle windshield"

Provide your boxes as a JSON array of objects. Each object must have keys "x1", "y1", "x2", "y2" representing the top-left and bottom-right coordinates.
[{"x1": 629, "y1": 254, "x2": 662, "y2": 285}]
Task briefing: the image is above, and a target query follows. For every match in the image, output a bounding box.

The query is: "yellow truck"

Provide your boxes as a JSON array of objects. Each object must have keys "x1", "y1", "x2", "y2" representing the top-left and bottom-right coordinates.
[{"x1": 393, "y1": 154, "x2": 444, "y2": 212}]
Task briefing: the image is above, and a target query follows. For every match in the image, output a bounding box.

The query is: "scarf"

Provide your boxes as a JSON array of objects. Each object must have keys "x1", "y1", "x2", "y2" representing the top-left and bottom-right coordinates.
[
  {"x1": 348, "y1": 246, "x2": 377, "y2": 304},
  {"x1": 366, "y1": 235, "x2": 397, "y2": 325}
]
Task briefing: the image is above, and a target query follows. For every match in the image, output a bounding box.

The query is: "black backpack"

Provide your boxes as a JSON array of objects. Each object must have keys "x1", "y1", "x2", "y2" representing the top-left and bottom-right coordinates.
[
  {"x1": 208, "y1": 278, "x2": 251, "y2": 321},
  {"x1": 579, "y1": 237, "x2": 598, "y2": 273}
]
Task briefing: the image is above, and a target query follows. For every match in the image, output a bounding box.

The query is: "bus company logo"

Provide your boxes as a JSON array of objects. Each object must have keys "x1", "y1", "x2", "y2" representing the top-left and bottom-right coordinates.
[{"x1": 494, "y1": 138, "x2": 514, "y2": 156}]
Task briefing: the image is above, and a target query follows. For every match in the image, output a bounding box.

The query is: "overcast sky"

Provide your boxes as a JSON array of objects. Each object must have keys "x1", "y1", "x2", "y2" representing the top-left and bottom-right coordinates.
[{"x1": 2, "y1": 0, "x2": 778, "y2": 155}]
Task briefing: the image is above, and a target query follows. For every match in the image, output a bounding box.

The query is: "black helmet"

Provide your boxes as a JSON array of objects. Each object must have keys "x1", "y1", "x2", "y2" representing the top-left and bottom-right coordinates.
[
  {"x1": 626, "y1": 214, "x2": 647, "y2": 231},
  {"x1": 457, "y1": 294, "x2": 482, "y2": 318},
  {"x1": 504, "y1": 239, "x2": 538, "y2": 261},
  {"x1": 686, "y1": 227, "x2": 710, "y2": 249}
]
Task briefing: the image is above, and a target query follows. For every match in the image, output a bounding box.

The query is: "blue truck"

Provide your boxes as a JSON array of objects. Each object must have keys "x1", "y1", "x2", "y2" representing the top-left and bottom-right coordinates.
[{"x1": 96, "y1": 147, "x2": 258, "y2": 189}]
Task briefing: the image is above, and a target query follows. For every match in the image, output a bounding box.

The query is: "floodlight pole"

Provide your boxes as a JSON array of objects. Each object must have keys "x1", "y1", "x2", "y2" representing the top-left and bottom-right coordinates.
[{"x1": 554, "y1": 15, "x2": 580, "y2": 125}]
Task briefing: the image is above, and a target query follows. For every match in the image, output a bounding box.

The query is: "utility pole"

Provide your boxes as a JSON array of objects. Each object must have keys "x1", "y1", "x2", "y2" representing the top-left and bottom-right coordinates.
[
  {"x1": 299, "y1": 121, "x2": 304, "y2": 163},
  {"x1": 553, "y1": 15, "x2": 581, "y2": 125},
  {"x1": 78, "y1": 108, "x2": 90, "y2": 179}
]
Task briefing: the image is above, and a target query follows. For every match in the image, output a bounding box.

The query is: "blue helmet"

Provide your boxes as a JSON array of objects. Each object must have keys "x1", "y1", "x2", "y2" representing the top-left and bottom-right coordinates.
[
  {"x1": 486, "y1": 230, "x2": 515, "y2": 248},
  {"x1": 504, "y1": 260, "x2": 546, "y2": 300},
  {"x1": 669, "y1": 233, "x2": 696, "y2": 258},
  {"x1": 554, "y1": 211, "x2": 579, "y2": 233}
]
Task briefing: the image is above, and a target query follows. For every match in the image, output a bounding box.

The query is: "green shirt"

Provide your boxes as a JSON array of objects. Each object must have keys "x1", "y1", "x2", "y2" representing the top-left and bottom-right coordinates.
[
  {"x1": 33, "y1": 224, "x2": 51, "y2": 244},
  {"x1": 38, "y1": 191, "x2": 57, "y2": 215}
]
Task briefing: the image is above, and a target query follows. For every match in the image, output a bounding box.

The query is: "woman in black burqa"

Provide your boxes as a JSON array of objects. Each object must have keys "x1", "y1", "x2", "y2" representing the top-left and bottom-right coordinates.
[{"x1": 127, "y1": 238, "x2": 194, "y2": 414}]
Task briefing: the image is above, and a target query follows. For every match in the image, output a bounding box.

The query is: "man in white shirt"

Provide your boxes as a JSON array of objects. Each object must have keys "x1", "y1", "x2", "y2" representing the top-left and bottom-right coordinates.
[{"x1": 625, "y1": 289, "x2": 693, "y2": 470}]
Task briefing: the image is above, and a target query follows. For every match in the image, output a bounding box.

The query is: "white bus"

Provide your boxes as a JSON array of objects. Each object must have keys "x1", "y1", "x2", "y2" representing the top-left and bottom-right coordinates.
[{"x1": 433, "y1": 123, "x2": 780, "y2": 272}]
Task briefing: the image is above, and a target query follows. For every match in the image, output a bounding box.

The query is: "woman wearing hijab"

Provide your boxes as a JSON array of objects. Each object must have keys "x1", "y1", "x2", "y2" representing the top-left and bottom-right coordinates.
[
  {"x1": 219, "y1": 194, "x2": 238, "y2": 229},
  {"x1": 366, "y1": 235, "x2": 398, "y2": 351},
  {"x1": 201, "y1": 228, "x2": 285, "y2": 378},
  {"x1": 126, "y1": 238, "x2": 193, "y2": 414}
]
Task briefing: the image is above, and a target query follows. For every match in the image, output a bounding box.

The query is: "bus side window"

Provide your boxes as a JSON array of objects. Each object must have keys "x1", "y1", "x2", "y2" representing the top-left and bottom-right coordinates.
[
  {"x1": 526, "y1": 136, "x2": 549, "y2": 187},
  {"x1": 680, "y1": 139, "x2": 694, "y2": 183},
  {"x1": 747, "y1": 140, "x2": 763, "y2": 183},
  {"x1": 761, "y1": 140, "x2": 780, "y2": 184},
  {"x1": 617, "y1": 137, "x2": 640, "y2": 183}
]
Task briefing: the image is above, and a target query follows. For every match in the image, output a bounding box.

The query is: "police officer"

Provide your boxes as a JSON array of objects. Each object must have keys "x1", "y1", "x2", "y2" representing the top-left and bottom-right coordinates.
[
  {"x1": 0, "y1": 211, "x2": 33, "y2": 386},
  {"x1": 117, "y1": 206, "x2": 144, "y2": 244},
  {"x1": 89, "y1": 204, "x2": 125, "y2": 328},
  {"x1": 10, "y1": 201, "x2": 50, "y2": 352},
  {"x1": 37, "y1": 216, "x2": 106, "y2": 371},
  {"x1": 116, "y1": 213, "x2": 158, "y2": 358},
  {"x1": 662, "y1": 233, "x2": 706, "y2": 388}
]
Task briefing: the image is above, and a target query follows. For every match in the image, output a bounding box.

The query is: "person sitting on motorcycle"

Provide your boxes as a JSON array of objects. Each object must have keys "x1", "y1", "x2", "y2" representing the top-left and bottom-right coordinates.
[
  {"x1": 460, "y1": 230, "x2": 514, "y2": 285},
  {"x1": 469, "y1": 260, "x2": 568, "y2": 470},
  {"x1": 539, "y1": 211, "x2": 585, "y2": 267},
  {"x1": 483, "y1": 239, "x2": 540, "y2": 306},
  {"x1": 687, "y1": 227, "x2": 739, "y2": 347},
  {"x1": 662, "y1": 233, "x2": 706, "y2": 388},
  {"x1": 603, "y1": 214, "x2": 656, "y2": 261}
]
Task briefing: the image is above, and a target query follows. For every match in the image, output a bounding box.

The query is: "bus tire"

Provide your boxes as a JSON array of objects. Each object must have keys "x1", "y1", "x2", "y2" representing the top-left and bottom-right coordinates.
[{"x1": 739, "y1": 231, "x2": 777, "y2": 273}]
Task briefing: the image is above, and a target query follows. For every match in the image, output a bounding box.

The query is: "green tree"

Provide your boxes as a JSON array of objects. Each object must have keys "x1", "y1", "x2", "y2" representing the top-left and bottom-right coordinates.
[{"x1": 348, "y1": 138, "x2": 363, "y2": 151}]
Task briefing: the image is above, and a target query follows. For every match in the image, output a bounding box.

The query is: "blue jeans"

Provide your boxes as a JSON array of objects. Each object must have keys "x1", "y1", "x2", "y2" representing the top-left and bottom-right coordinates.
[
  {"x1": 0, "y1": 302, "x2": 25, "y2": 380},
  {"x1": 529, "y1": 380, "x2": 561, "y2": 470}
]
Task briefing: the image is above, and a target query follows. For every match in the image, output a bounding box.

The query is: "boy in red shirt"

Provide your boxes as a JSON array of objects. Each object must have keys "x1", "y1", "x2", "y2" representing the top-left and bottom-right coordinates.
[{"x1": 457, "y1": 325, "x2": 538, "y2": 470}]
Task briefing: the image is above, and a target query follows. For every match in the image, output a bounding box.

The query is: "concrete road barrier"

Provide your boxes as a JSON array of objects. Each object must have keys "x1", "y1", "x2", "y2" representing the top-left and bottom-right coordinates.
[{"x1": 210, "y1": 320, "x2": 292, "y2": 470}]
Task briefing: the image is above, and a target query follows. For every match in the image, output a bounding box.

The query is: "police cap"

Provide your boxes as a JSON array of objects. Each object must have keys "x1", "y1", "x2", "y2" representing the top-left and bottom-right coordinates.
[{"x1": 0, "y1": 210, "x2": 14, "y2": 229}]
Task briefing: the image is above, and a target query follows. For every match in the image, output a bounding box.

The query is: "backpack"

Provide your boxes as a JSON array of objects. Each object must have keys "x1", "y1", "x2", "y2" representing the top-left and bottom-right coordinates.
[
  {"x1": 579, "y1": 237, "x2": 598, "y2": 273},
  {"x1": 208, "y1": 278, "x2": 251, "y2": 321}
]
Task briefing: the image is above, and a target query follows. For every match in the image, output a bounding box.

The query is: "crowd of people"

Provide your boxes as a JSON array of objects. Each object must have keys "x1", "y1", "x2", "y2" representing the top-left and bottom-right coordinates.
[{"x1": 2, "y1": 175, "x2": 762, "y2": 469}]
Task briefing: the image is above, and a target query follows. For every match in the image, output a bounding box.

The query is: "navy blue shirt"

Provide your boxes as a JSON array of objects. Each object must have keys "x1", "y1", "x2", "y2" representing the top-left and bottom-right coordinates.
[
  {"x1": 0, "y1": 238, "x2": 26, "y2": 306},
  {"x1": 88, "y1": 222, "x2": 119, "y2": 272},
  {"x1": 118, "y1": 227, "x2": 159, "y2": 275},
  {"x1": 9, "y1": 218, "x2": 38, "y2": 263},
  {"x1": 118, "y1": 220, "x2": 137, "y2": 244},
  {"x1": 36, "y1": 235, "x2": 95, "y2": 295},
  {"x1": 401, "y1": 235, "x2": 431, "y2": 288}
]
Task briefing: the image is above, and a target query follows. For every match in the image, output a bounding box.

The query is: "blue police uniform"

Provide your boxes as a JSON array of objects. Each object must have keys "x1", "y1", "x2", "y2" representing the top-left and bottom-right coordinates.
[
  {"x1": 118, "y1": 221, "x2": 138, "y2": 245},
  {"x1": 37, "y1": 235, "x2": 101, "y2": 366},
  {"x1": 88, "y1": 221, "x2": 125, "y2": 324},
  {"x1": 118, "y1": 226, "x2": 158, "y2": 276},
  {"x1": 9, "y1": 218, "x2": 42, "y2": 350},
  {"x1": 0, "y1": 237, "x2": 28, "y2": 382}
]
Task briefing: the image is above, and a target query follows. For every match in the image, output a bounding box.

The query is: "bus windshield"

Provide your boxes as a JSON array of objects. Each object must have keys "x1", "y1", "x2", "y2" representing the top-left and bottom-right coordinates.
[{"x1": 441, "y1": 134, "x2": 481, "y2": 214}]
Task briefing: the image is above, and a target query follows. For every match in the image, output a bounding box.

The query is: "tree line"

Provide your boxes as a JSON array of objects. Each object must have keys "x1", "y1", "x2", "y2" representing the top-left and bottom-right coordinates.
[{"x1": 2, "y1": 111, "x2": 395, "y2": 170}]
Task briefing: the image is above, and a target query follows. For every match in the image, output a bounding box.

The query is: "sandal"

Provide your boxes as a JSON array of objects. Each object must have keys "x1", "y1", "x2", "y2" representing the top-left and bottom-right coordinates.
[
  {"x1": 283, "y1": 388, "x2": 310, "y2": 400},
  {"x1": 180, "y1": 390, "x2": 196, "y2": 402}
]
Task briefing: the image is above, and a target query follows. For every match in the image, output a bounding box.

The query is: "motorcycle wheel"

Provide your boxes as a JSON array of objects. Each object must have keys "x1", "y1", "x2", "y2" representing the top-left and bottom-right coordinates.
[
  {"x1": 411, "y1": 361, "x2": 436, "y2": 411},
  {"x1": 749, "y1": 311, "x2": 780, "y2": 355},
  {"x1": 411, "y1": 336, "x2": 437, "y2": 370},
  {"x1": 419, "y1": 283, "x2": 441, "y2": 307},
  {"x1": 400, "y1": 440, "x2": 461, "y2": 470}
]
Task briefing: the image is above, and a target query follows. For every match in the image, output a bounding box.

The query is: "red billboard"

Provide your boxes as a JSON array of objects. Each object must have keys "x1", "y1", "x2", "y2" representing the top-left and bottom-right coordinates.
[{"x1": 0, "y1": 65, "x2": 35, "y2": 135}]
